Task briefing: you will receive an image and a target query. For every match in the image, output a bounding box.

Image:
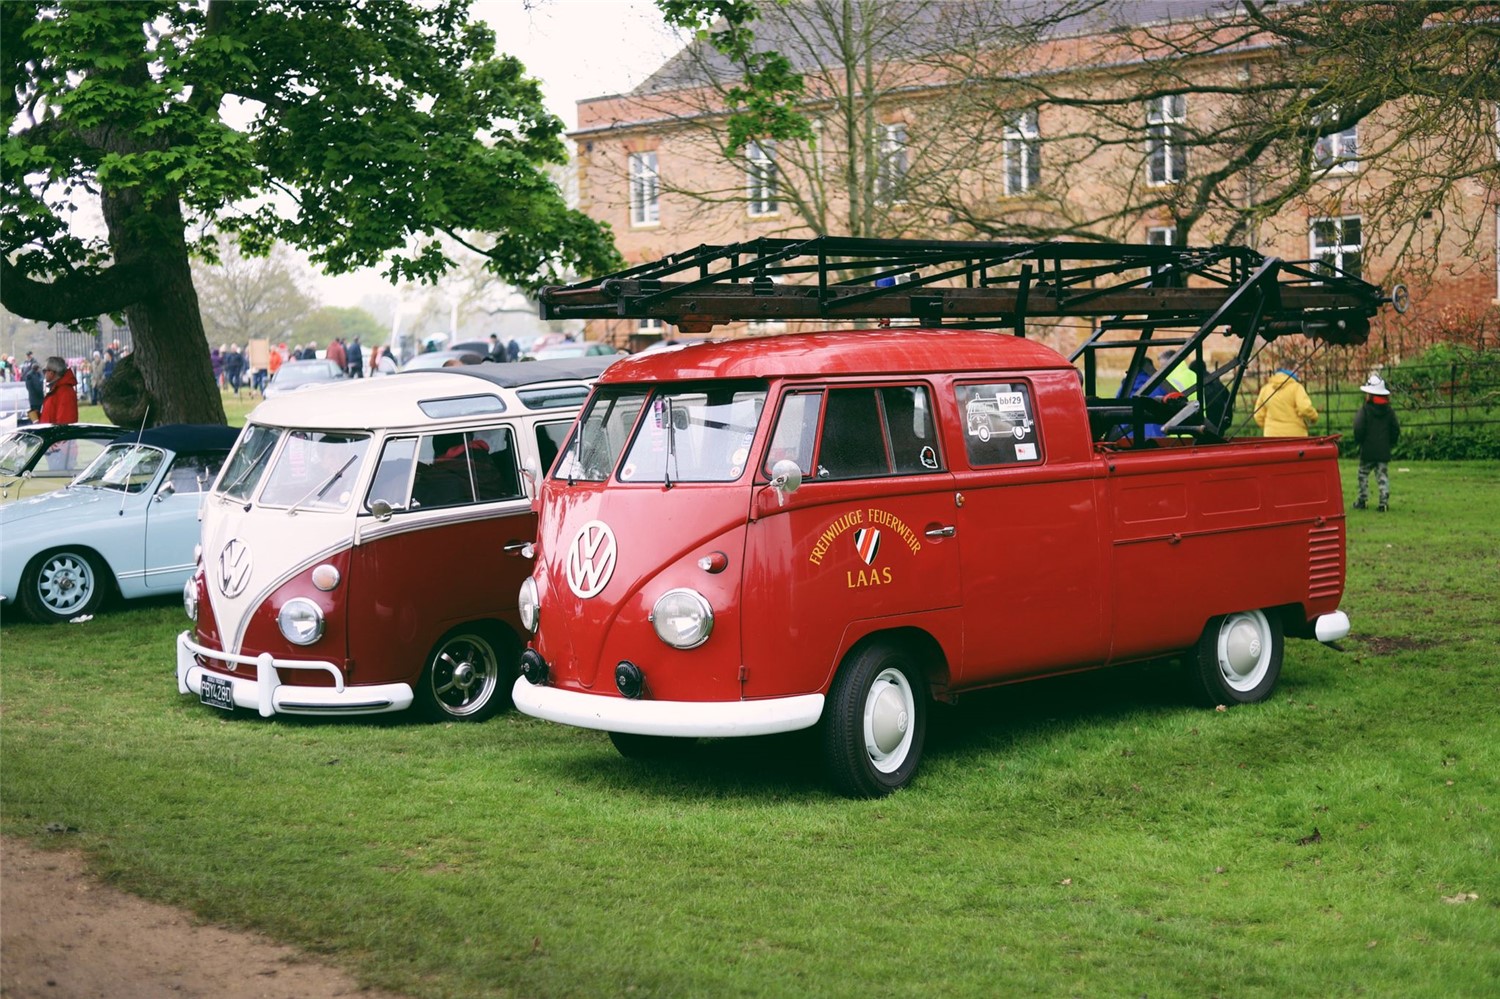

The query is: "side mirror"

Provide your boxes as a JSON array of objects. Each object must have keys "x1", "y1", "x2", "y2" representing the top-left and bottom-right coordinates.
[
  {"x1": 369, "y1": 498, "x2": 393, "y2": 522},
  {"x1": 155, "y1": 481, "x2": 176, "y2": 502},
  {"x1": 522, "y1": 459, "x2": 542, "y2": 495},
  {"x1": 769, "y1": 459, "x2": 802, "y2": 502}
]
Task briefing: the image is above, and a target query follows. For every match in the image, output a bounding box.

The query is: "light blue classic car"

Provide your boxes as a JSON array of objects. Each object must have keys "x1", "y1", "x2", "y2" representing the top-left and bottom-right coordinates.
[{"x1": 1, "y1": 424, "x2": 240, "y2": 624}]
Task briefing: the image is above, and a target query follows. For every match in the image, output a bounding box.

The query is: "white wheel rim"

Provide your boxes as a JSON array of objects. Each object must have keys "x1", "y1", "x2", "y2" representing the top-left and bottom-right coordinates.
[
  {"x1": 1216, "y1": 610, "x2": 1272, "y2": 692},
  {"x1": 863, "y1": 667, "x2": 916, "y2": 774},
  {"x1": 38, "y1": 554, "x2": 94, "y2": 615}
]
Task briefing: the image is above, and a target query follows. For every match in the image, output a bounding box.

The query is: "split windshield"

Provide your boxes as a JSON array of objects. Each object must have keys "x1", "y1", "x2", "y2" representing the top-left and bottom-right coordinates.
[
  {"x1": 557, "y1": 381, "x2": 767, "y2": 484},
  {"x1": 215, "y1": 424, "x2": 371, "y2": 511}
]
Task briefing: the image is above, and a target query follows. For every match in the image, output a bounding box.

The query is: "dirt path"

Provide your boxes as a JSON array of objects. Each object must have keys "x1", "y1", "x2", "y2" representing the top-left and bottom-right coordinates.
[{"x1": 1, "y1": 837, "x2": 410, "y2": 999}]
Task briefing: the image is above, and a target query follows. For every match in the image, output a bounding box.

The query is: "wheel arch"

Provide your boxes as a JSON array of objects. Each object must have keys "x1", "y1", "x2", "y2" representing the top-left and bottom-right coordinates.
[
  {"x1": 23, "y1": 544, "x2": 120, "y2": 603},
  {"x1": 839, "y1": 625, "x2": 951, "y2": 702}
]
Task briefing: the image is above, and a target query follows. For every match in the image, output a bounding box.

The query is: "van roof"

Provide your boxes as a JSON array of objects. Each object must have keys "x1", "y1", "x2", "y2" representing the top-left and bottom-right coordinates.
[
  {"x1": 599, "y1": 328, "x2": 1074, "y2": 384},
  {"x1": 246, "y1": 358, "x2": 614, "y2": 430}
]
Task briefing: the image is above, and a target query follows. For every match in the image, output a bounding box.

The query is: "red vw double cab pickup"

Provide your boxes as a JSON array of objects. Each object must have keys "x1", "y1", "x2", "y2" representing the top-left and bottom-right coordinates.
[{"x1": 514, "y1": 329, "x2": 1349, "y2": 795}]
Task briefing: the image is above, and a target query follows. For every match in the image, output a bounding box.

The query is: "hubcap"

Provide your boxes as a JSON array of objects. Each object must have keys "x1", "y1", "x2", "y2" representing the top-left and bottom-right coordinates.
[
  {"x1": 863, "y1": 668, "x2": 915, "y2": 773},
  {"x1": 1218, "y1": 611, "x2": 1270, "y2": 691}
]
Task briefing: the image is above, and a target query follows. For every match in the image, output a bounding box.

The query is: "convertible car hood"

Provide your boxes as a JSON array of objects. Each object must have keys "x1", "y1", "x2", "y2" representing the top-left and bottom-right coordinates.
[{"x1": 0, "y1": 486, "x2": 125, "y2": 525}]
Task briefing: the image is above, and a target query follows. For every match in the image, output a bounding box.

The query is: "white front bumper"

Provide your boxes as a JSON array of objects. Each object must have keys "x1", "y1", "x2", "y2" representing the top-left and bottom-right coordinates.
[
  {"x1": 177, "y1": 631, "x2": 413, "y2": 717},
  {"x1": 511, "y1": 676, "x2": 824, "y2": 737}
]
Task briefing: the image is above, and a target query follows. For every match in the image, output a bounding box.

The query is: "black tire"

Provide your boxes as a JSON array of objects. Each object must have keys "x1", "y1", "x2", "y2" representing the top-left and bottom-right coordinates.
[
  {"x1": 607, "y1": 731, "x2": 691, "y2": 760},
  {"x1": 19, "y1": 549, "x2": 108, "y2": 624},
  {"x1": 1188, "y1": 609, "x2": 1284, "y2": 707},
  {"x1": 414, "y1": 624, "x2": 514, "y2": 722},
  {"x1": 821, "y1": 642, "x2": 927, "y2": 798}
]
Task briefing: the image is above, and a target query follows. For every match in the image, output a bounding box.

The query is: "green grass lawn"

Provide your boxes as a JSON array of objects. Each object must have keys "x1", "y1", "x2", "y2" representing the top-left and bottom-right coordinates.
[
  {"x1": 77, "y1": 385, "x2": 260, "y2": 429},
  {"x1": 3, "y1": 462, "x2": 1496, "y2": 998}
]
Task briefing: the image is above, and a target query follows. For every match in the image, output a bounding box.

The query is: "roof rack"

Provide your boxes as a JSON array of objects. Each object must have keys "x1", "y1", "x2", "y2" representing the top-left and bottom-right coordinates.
[{"x1": 539, "y1": 236, "x2": 1405, "y2": 444}]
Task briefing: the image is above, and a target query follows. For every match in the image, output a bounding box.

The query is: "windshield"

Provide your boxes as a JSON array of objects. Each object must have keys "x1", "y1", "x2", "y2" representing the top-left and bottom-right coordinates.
[
  {"x1": 0, "y1": 432, "x2": 41, "y2": 475},
  {"x1": 74, "y1": 443, "x2": 166, "y2": 493},
  {"x1": 272, "y1": 362, "x2": 340, "y2": 388},
  {"x1": 256, "y1": 431, "x2": 371, "y2": 511},
  {"x1": 557, "y1": 382, "x2": 766, "y2": 484},
  {"x1": 216, "y1": 424, "x2": 281, "y2": 501}
]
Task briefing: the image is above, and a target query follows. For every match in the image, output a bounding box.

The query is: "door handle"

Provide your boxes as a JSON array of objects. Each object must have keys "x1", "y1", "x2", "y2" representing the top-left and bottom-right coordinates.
[{"x1": 925, "y1": 525, "x2": 956, "y2": 539}]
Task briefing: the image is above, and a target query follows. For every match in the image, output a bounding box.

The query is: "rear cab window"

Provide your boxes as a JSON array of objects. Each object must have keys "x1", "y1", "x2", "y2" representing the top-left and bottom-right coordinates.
[
  {"x1": 954, "y1": 381, "x2": 1042, "y2": 465},
  {"x1": 764, "y1": 384, "x2": 942, "y2": 481}
]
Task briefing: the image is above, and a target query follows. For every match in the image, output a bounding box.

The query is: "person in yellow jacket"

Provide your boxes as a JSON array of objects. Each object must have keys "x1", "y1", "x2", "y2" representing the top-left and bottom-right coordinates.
[{"x1": 1254, "y1": 367, "x2": 1319, "y2": 437}]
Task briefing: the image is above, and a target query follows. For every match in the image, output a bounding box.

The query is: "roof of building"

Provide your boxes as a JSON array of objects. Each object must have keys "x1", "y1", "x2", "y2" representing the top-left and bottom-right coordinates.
[{"x1": 635, "y1": 0, "x2": 1240, "y2": 96}]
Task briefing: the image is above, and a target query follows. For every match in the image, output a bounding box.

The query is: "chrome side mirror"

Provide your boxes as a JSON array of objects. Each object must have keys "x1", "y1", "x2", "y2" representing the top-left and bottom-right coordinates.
[
  {"x1": 768, "y1": 459, "x2": 802, "y2": 505},
  {"x1": 369, "y1": 498, "x2": 393, "y2": 522},
  {"x1": 522, "y1": 459, "x2": 542, "y2": 497},
  {"x1": 155, "y1": 481, "x2": 176, "y2": 502}
]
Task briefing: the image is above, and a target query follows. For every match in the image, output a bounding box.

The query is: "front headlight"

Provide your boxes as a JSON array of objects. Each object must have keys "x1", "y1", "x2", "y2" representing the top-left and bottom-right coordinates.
[
  {"x1": 518, "y1": 576, "x2": 539, "y2": 633},
  {"x1": 277, "y1": 598, "x2": 324, "y2": 645},
  {"x1": 650, "y1": 588, "x2": 714, "y2": 649},
  {"x1": 183, "y1": 577, "x2": 198, "y2": 621}
]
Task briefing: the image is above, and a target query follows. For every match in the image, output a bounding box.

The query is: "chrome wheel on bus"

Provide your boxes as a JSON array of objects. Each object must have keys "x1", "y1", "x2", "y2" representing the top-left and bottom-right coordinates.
[{"x1": 416, "y1": 625, "x2": 513, "y2": 722}]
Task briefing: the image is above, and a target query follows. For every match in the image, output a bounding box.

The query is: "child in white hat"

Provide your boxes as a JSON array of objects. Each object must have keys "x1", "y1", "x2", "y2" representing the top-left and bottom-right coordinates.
[{"x1": 1352, "y1": 373, "x2": 1400, "y2": 511}]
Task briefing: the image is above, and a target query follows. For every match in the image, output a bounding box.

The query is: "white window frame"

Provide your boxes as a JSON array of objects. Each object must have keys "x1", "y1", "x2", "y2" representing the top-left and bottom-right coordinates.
[
  {"x1": 628, "y1": 151, "x2": 659, "y2": 227},
  {"x1": 637, "y1": 317, "x2": 663, "y2": 332},
  {"x1": 876, "y1": 123, "x2": 909, "y2": 205},
  {"x1": 1147, "y1": 95, "x2": 1187, "y2": 186},
  {"x1": 1003, "y1": 110, "x2": 1041, "y2": 195},
  {"x1": 1310, "y1": 215, "x2": 1363, "y2": 280},
  {"x1": 746, "y1": 140, "x2": 778, "y2": 217},
  {"x1": 1313, "y1": 116, "x2": 1359, "y2": 173}
]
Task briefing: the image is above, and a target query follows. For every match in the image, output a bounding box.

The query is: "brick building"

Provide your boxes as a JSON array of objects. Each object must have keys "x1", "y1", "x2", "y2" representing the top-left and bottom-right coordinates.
[{"x1": 569, "y1": 1, "x2": 1499, "y2": 360}]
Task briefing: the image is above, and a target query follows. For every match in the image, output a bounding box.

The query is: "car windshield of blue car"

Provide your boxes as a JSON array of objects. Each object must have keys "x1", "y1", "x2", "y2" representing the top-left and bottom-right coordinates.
[
  {"x1": 255, "y1": 431, "x2": 371, "y2": 511},
  {"x1": 0, "y1": 432, "x2": 42, "y2": 476},
  {"x1": 73, "y1": 444, "x2": 166, "y2": 493}
]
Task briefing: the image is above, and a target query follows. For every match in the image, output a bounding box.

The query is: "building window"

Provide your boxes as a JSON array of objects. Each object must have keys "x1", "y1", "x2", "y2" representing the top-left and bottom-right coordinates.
[
  {"x1": 1147, "y1": 95, "x2": 1187, "y2": 185},
  {"x1": 1313, "y1": 117, "x2": 1359, "y2": 172},
  {"x1": 746, "y1": 140, "x2": 778, "y2": 217},
  {"x1": 629, "y1": 151, "x2": 659, "y2": 226},
  {"x1": 1003, "y1": 110, "x2": 1041, "y2": 195},
  {"x1": 637, "y1": 318, "x2": 663, "y2": 332},
  {"x1": 876, "y1": 123, "x2": 908, "y2": 204},
  {"x1": 1310, "y1": 216, "x2": 1362, "y2": 279}
]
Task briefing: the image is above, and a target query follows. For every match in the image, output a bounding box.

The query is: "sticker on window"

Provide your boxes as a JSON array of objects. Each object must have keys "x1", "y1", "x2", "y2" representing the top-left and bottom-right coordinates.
[{"x1": 955, "y1": 382, "x2": 1041, "y2": 465}]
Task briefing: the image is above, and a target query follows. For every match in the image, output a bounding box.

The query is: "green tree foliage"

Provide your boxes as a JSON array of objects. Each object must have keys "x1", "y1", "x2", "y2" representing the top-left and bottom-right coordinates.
[
  {"x1": 293, "y1": 306, "x2": 385, "y2": 350},
  {"x1": 1, "y1": 1, "x2": 621, "y2": 424}
]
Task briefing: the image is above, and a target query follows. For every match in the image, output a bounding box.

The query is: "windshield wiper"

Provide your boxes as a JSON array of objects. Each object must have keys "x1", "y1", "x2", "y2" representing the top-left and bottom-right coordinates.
[{"x1": 287, "y1": 455, "x2": 357, "y2": 516}]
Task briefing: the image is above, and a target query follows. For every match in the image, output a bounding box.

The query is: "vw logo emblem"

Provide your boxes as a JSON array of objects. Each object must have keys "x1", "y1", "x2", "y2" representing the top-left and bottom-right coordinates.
[
  {"x1": 218, "y1": 539, "x2": 253, "y2": 598},
  {"x1": 565, "y1": 520, "x2": 617, "y2": 599}
]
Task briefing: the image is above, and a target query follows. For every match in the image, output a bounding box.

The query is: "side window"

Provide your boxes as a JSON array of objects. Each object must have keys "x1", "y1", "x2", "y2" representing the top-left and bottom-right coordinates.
[
  {"x1": 164, "y1": 453, "x2": 227, "y2": 493},
  {"x1": 535, "y1": 421, "x2": 571, "y2": 476},
  {"x1": 813, "y1": 386, "x2": 941, "y2": 481},
  {"x1": 763, "y1": 391, "x2": 823, "y2": 477},
  {"x1": 411, "y1": 429, "x2": 524, "y2": 510},
  {"x1": 955, "y1": 382, "x2": 1042, "y2": 465},
  {"x1": 366, "y1": 437, "x2": 418, "y2": 512}
]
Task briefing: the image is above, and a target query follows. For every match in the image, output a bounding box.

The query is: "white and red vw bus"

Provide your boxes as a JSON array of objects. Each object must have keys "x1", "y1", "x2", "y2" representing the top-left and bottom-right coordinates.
[{"x1": 177, "y1": 358, "x2": 614, "y2": 720}]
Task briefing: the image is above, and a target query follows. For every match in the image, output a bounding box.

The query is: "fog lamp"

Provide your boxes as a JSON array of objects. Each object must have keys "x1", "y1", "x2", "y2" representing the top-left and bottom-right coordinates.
[
  {"x1": 519, "y1": 649, "x2": 548, "y2": 685},
  {"x1": 615, "y1": 660, "x2": 645, "y2": 699}
]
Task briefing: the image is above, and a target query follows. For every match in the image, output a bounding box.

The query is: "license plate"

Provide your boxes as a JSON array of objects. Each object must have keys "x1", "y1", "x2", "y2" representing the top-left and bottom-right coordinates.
[{"x1": 199, "y1": 673, "x2": 235, "y2": 711}]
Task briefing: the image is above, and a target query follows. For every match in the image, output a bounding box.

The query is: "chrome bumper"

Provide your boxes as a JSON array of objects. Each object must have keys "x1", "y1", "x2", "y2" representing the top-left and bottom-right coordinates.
[
  {"x1": 176, "y1": 631, "x2": 413, "y2": 717},
  {"x1": 512, "y1": 676, "x2": 824, "y2": 737}
]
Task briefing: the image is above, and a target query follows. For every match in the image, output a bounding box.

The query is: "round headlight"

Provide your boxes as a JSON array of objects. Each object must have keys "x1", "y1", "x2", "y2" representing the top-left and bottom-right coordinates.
[
  {"x1": 183, "y1": 577, "x2": 199, "y2": 621},
  {"x1": 650, "y1": 588, "x2": 714, "y2": 650},
  {"x1": 518, "y1": 576, "x2": 540, "y2": 633},
  {"x1": 277, "y1": 598, "x2": 325, "y2": 646}
]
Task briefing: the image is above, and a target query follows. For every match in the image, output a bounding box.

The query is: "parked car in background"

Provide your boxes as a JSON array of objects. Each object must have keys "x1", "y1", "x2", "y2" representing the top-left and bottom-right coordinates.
[
  {"x1": 529, "y1": 341, "x2": 619, "y2": 361},
  {"x1": 177, "y1": 358, "x2": 617, "y2": 721},
  {"x1": 263, "y1": 359, "x2": 346, "y2": 399},
  {"x1": 1, "y1": 424, "x2": 241, "y2": 623},
  {"x1": 0, "y1": 381, "x2": 33, "y2": 428},
  {"x1": 399, "y1": 349, "x2": 486, "y2": 371},
  {"x1": 0, "y1": 423, "x2": 119, "y2": 503}
]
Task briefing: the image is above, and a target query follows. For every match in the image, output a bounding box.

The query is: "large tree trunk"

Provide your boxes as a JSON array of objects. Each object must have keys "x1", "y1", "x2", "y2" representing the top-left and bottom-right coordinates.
[{"x1": 99, "y1": 184, "x2": 226, "y2": 427}]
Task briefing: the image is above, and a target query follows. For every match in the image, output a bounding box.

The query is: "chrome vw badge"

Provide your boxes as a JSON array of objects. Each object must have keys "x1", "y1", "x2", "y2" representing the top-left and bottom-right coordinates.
[
  {"x1": 218, "y1": 538, "x2": 253, "y2": 598},
  {"x1": 565, "y1": 520, "x2": 617, "y2": 599}
]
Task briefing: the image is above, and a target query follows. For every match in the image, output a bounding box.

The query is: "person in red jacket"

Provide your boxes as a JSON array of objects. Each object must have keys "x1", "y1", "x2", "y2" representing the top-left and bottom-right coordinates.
[{"x1": 40, "y1": 356, "x2": 79, "y2": 425}]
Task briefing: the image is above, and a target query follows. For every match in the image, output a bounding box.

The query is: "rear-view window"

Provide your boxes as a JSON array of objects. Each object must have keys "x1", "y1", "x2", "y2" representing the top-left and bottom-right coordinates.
[{"x1": 955, "y1": 382, "x2": 1041, "y2": 465}]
